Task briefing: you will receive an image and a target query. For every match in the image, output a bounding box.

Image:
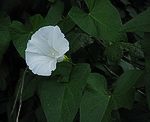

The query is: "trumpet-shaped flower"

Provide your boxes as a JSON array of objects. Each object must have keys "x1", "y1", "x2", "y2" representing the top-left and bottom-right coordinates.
[{"x1": 25, "y1": 25, "x2": 69, "y2": 76}]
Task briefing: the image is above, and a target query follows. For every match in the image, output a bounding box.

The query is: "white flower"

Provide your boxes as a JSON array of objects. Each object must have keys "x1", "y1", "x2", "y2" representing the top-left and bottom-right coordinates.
[{"x1": 25, "y1": 25, "x2": 69, "y2": 76}]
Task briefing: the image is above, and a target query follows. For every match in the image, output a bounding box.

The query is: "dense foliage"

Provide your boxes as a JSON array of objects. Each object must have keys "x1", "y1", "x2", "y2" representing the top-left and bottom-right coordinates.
[{"x1": 0, "y1": 0, "x2": 150, "y2": 121}]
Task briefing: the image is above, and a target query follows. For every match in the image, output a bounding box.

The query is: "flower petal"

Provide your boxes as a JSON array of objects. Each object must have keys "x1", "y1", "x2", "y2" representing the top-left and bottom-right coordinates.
[
  {"x1": 26, "y1": 51, "x2": 57, "y2": 76},
  {"x1": 52, "y1": 26, "x2": 69, "y2": 56},
  {"x1": 31, "y1": 26, "x2": 56, "y2": 56},
  {"x1": 25, "y1": 40, "x2": 43, "y2": 54}
]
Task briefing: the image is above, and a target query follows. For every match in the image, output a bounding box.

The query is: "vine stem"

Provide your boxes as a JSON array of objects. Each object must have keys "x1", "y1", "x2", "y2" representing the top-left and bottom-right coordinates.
[
  {"x1": 104, "y1": 65, "x2": 119, "y2": 78},
  {"x1": 10, "y1": 68, "x2": 28, "y2": 122},
  {"x1": 10, "y1": 79, "x2": 22, "y2": 116},
  {"x1": 16, "y1": 68, "x2": 28, "y2": 122}
]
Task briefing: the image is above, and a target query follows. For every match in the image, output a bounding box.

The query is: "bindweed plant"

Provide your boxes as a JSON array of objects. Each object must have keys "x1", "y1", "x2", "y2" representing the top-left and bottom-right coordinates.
[{"x1": 0, "y1": 0, "x2": 150, "y2": 122}]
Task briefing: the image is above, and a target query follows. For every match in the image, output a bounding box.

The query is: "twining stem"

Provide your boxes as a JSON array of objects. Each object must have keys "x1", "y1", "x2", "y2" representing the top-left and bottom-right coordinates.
[
  {"x1": 10, "y1": 79, "x2": 22, "y2": 117},
  {"x1": 16, "y1": 68, "x2": 28, "y2": 122},
  {"x1": 104, "y1": 65, "x2": 119, "y2": 78},
  {"x1": 10, "y1": 68, "x2": 28, "y2": 122}
]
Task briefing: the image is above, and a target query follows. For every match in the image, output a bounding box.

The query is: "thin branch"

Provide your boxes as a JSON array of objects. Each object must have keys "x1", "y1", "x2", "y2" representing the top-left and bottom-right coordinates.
[
  {"x1": 104, "y1": 65, "x2": 119, "y2": 78},
  {"x1": 16, "y1": 68, "x2": 28, "y2": 122},
  {"x1": 10, "y1": 80, "x2": 22, "y2": 116},
  {"x1": 137, "y1": 89, "x2": 146, "y2": 97}
]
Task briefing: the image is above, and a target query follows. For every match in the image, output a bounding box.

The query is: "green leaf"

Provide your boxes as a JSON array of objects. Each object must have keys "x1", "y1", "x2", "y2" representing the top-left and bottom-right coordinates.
[
  {"x1": 22, "y1": 72, "x2": 37, "y2": 101},
  {"x1": 38, "y1": 63, "x2": 91, "y2": 122},
  {"x1": 113, "y1": 70, "x2": 143, "y2": 94},
  {"x1": 105, "y1": 43, "x2": 123, "y2": 63},
  {"x1": 52, "y1": 62, "x2": 73, "y2": 83},
  {"x1": 86, "y1": 73, "x2": 107, "y2": 93},
  {"x1": 0, "y1": 13, "x2": 11, "y2": 63},
  {"x1": 58, "y1": 16, "x2": 75, "y2": 34},
  {"x1": 113, "y1": 88, "x2": 135, "y2": 109},
  {"x1": 80, "y1": 73, "x2": 112, "y2": 122},
  {"x1": 113, "y1": 70, "x2": 143, "y2": 109},
  {"x1": 38, "y1": 77, "x2": 65, "y2": 122},
  {"x1": 69, "y1": 0, "x2": 124, "y2": 42},
  {"x1": 123, "y1": 8, "x2": 150, "y2": 32},
  {"x1": 30, "y1": 14, "x2": 44, "y2": 31},
  {"x1": 67, "y1": 31, "x2": 93, "y2": 53},
  {"x1": 120, "y1": 42, "x2": 144, "y2": 59},
  {"x1": 45, "y1": 0, "x2": 64, "y2": 25},
  {"x1": 119, "y1": 60, "x2": 134, "y2": 71},
  {"x1": 10, "y1": 15, "x2": 45, "y2": 58},
  {"x1": 10, "y1": 21, "x2": 31, "y2": 58},
  {"x1": 10, "y1": 1, "x2": 64, "y2": 58}
]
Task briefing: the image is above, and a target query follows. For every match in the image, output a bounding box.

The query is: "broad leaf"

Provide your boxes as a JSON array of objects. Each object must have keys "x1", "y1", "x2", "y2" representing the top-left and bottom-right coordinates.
[
  {"x1": 38, "y1": 63, "x2": 91, "y2": 122},
  {"x1": 69, "y1": 0, "x2": 124, "y2": 42},
  {"x1": 30, "y1": 14, "x2": 44, "y2": 31},
  {"x1": 11, "y1": 15, "x2": 44, "y2": 58},
  {"x1": 67, "y1": 31, "x2": 93, "y2": 53},
  {"x1": 113, "y1": 70, "x2": 143, "y2": 109},
  {"x1": 22, "y1": 72, "x2": 36, "y2": 101},
  {"x1": 10, "y1": 0, "x2": 64, "y2": 58},
  {"x1": 58, "y1": 16, "x2": 75, "y2": 34},
  {"x1": 123, "y1": 8, "x2": 150, "y2": 32},
  {"x1": 80, "y1": 73, "x2": 112, "y2": 122},
  {"x1": 119, "y1": 60, "x2": 134, "y2": 71},
  {"x1": 44, "y1": 0, "x2": 64, "y2": 25},
  {"x1": 105, "y1": 43, "x2": 123, "y2": 63},
  {"x1": 10, "y1": 21, "x2": 31, "y2": 58},
  {"x1": 52, "y1": 62, "x2": 73, "y2": 83}
]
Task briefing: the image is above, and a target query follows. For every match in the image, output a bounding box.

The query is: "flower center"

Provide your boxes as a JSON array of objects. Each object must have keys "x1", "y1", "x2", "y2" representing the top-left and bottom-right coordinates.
[
  {"x1": 48, "y1": 48, "x2": 59, "y2": 58},
  {"x1": 52, "y1": 53, "x2": 55, "y2": 56}
]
